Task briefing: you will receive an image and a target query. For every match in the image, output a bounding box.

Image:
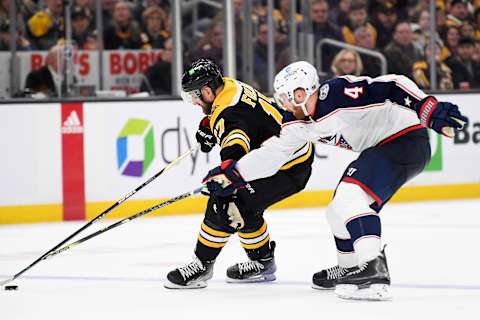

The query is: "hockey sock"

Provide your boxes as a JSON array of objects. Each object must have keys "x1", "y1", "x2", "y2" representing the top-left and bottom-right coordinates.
[
  {"x1": 195, "y1": 221, "x2": 232, "y2": 261},
  {"x1": 239, "y1": 221, "x2": 271, "y2": 260},
  {"x1": 346, "y1": 214, "x2": 382, "y2": 264},
  {"x1": 334, "y1": 236, "x2": 358, "y2": 268}
]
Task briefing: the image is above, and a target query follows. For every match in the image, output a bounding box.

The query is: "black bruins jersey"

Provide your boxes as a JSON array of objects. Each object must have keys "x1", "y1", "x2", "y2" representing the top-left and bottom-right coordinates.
[{"x1": 208, "y1": 77, "x2": 313, "y2": 169}]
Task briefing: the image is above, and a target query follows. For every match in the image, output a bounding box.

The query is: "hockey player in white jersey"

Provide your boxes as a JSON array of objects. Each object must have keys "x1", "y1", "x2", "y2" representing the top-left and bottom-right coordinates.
[{"x1": 202, "y1": 61, "x2": 469, "y2": 301}]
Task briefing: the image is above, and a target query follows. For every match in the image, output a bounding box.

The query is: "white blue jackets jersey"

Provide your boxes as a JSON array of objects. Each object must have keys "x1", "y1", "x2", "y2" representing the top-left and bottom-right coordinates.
[{"x1": 236, "y1": 74, "x2": 428, "y2": 181}]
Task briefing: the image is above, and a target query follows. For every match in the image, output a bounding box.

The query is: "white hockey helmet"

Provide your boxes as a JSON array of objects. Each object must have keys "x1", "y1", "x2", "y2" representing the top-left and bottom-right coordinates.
[{"x1": 273, "y1": 61, "x2": 320, "y2": 117}]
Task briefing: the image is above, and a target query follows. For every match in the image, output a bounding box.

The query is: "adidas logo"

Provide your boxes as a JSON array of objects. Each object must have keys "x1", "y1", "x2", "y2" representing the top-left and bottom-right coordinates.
[{"x1": 62, "y1": 110, "x2": 83, "y2": 134}]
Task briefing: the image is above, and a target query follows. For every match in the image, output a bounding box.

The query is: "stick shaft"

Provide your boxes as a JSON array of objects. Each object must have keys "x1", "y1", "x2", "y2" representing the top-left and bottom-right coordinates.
[{"x1": 1, "y1": 147, "x2": 198, "y2": 287}]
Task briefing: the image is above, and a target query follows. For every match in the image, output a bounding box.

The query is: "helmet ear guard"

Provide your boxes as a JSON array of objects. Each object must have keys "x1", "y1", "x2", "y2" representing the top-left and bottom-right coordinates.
[{"x1": 273, "y1": 61, "x2": 320, "y2": 117}]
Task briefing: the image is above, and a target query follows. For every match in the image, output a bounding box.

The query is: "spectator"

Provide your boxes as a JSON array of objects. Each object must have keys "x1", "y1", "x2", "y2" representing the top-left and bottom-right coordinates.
[
  {"x1": 253, "y1": 19, "x2": 288, "y2": 92},
  {"x1": 24, "y1": 45, "x2": 69, "y2": 97},
  {"x1": 274, "y1": 0, "x2": 303, "y2": 35},
  {"x1": 384, "y1": 21, "x2": 422, "y2": 77},
  {"x1": 408, "y1": 0, "x2": 429, "y2": 21},
  {"x1": 331, "y1": 48, "x2": 363, "y2": 76},
  {"x1": 309, "y1": 0, "x2": 344, "y2": 72},
  {"x1": 354, "y1": 26, "x2": 382, "y2": 77},
  {"x1": 475, "y1": 8, "x2": 480, "y2": 40},
  {"x1": 436, "y1": 7, "x2": 448, "y2": 36},
  {"x1": 342, "y1": 0, "x2": 377, "y2": 45},
  {"x1": 71, "y1": 6, "x2": 96, "y2": 50},
  {"x1": 133, "y1": 0, "x2": 169, "y2": 22},
  {"x1": 473, "y1": 40, "x2": 480, "y2": 64},
  {"x1": 140, "y1": 37, "x2": 172, "y2": 95},
  {"x1": 186, "y1": 20, "x2": 224, "y2": 68},
  {"x1": 447, "y1": 0, "x2": 470, "y2": 27},
  {"x1": 442, "y1": 25, "x2": 461, "y2": 59},
  {"x1": 329, "y1": 0, "x2": 351, "y2": 27},
  {"x1": 412, "y1": 10, "x2": 431, "y2": 52},
  {"x1": 460, "y1": 22, "x2": 476, "y2": 40},
  {"x1": 142, "y1": 6, "x2": 169, "y2": 49},
  {"x1": 26, "y1": 0, "x2": 64, "y2": 50},
  {"x1": 0, "y1": 19, "x2": 32, "y2": 51},
  {"x1": 412, "y1": 41, "x2": 454, "y2": 90},
  {"x1": 74, "y1": 0, "x2": 94, "y2": 10},
  {"x1": 103, "y1": 1, "x2": 150, "y2": 49},
  {"x1": 445, "y1": 37, "x2": 480, "y2": 89},
  {"x1": 371, "y1": 2, "x2": 398, "y2": 49}
]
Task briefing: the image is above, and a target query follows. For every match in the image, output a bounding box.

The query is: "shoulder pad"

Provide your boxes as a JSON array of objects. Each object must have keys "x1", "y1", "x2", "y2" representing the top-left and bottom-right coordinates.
[{"x1": 28, "y1": 11, "x2": 52, "y2": 37}]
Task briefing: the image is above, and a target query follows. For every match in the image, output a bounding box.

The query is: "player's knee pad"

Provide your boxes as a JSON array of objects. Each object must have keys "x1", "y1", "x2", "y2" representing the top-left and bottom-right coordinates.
[{"x1": 328, "y1": 182, "x2": 380, "y2": 240}]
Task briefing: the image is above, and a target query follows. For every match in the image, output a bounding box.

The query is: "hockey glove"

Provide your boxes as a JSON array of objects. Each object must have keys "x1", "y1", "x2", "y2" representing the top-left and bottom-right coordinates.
[
  {"x1": 196, "y1": 116, "x2": 216, "y2": 153},
  {"x1": 416, "y1": 96, "x2": 469, "y2": 138},
  {"x1": 202, "y1": 159, "x2": 246, "y2": 198},
  {"x1": 212, "y1": 196, "x2": 245, "y2": 230}
]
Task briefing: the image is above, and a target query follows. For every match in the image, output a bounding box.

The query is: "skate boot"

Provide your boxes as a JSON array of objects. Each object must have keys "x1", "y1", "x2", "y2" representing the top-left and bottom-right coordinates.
[
  {"x1": 226, "y1": 241, "x2": 277, "y2": 283},
  {"x1": 335, "y1": 247, "x2": 391, "y2": 301},
  {"x1": 312, "y1": 265, "x2": 354, "y2": 290},
  {"x1": 164, "y1": 255, "x2": 214, "y2": 289}
]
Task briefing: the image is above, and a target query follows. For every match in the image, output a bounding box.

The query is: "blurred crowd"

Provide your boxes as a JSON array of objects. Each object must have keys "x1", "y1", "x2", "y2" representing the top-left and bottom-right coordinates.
[{"x1": 1, "y1": 0, "x2": 480, "y2": 95}]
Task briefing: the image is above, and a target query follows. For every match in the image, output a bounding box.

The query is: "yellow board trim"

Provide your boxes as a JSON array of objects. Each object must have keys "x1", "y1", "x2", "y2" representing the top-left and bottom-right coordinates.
[
  {"x1": 241, "y1": 235, "x2": 270, "y2": 249},
  {"x1": 201, "y1": 222, "x2": 231, "y2": 238},
  {"x1": 238, "y1": 221, "x2": 267, "y2": 239},
  {"x1": 198, "y1": 235, "x2": 227, "y2": 248},
  {"x1": 1, "y1": 183, "x2": 479, "y2": 224}
]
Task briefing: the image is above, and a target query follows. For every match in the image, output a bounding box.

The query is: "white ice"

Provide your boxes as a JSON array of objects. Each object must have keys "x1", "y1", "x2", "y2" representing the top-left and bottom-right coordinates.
[{"x1": 1, "y1": 200, "x2": 480, "y2": 320}]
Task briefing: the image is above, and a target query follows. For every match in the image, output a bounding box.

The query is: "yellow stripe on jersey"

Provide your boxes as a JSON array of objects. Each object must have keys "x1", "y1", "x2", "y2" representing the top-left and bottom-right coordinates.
[
  {"x1": 221, "y1": 129, "x2": 251, "y2": 146},
  {"x1": 223, "y1": 139, "x2": 250, "y2": 153},
  {"x1": 241, "y1": 235, "x2": 270, "y2": 250},
  {"x1": 201, "y1": 222, "x2": 231, "y2": 237},
  {"x1": 210, "y1": 78, "x2": 242, "y2": 130},
  {"x1": 280, "y1": 143, "x2": 313, "y2": 170},
  {"x1": 259, "y1": 99, "x2": 282, "y2": 125},
  {"x1": 198, "y1": 235, "x2": 228, "y2": 248},
  {"x1": 238, "y1": 222, "x2": 267, "y2": 239}
]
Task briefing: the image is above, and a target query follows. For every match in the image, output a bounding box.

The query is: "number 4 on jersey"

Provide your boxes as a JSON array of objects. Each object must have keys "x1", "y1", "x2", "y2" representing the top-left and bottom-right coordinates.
[{"x1": 344, "y1": 86, "x2": 364, "y2": 99}]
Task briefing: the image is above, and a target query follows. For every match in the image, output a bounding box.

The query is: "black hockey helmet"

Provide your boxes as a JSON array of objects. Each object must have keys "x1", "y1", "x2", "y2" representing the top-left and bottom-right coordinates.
[{"x1": 181, "y1": 58, "x2": 224, "y2": 94}]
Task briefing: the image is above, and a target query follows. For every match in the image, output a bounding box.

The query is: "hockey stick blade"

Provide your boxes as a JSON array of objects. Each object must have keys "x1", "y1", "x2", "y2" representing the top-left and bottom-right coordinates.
[
  {"x1": 1, "y1": 146, "x2": 199, "y2": 286},
  {"x1": 43, "y1": 187, "x2": 204, "y2": 260}
]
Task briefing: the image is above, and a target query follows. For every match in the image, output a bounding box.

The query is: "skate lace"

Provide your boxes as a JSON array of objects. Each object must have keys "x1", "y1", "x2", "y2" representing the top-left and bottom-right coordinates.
[
  {"x1": 238, "y1": 261, "x2": 264, "y2": 275},
  {"x1": 326, "y1": 265, "x2": 348, "y2": 280},
  {"x1": 178, "y1": 257, "x2": 205, "y2": 280},
  {"x1": 346, "y1": 262, "x2": 368, "y2": 276}
]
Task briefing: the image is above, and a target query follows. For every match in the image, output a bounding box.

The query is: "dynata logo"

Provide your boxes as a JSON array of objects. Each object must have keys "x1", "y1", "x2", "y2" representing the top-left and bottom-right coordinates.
[{"x1": 117, "y1": 119, "x2": 155, "y2": 177}]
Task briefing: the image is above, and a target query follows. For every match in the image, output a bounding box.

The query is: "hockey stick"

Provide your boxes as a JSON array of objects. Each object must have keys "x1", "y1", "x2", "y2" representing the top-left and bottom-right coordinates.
[{"x1": 0, "y1": 146, "x2": 198, "y2": 288}]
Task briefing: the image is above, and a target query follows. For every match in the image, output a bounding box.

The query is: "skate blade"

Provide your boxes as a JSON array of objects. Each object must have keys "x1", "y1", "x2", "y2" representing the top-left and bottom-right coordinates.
[
  {"x1": 163, "y1": 279, "x2": 207, "y2": 289},
  {"x1": 226, "y1": 274, "x2": 276, "y2": 284},
  {"x1": 312, "y1": 283, "x2": 335, "y2": 290},
  {"x1": 335, "y1": 284, "x2": 392, "y2": 301}
]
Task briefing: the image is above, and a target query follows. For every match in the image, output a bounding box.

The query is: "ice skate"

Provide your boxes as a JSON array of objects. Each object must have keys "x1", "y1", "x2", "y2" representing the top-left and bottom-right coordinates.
[
  {"x1": 226, "y1": 241, "x2": 277, "y2": 283},
  {"x1": 335, "y1": 247, "x2": 391, "y2": 301},
  {"x1": 164, "y1": 255, "x2": 214, "y2": 289},
  {"x1": 312, "y1": 265, "x2": 354, "y2": 290}
]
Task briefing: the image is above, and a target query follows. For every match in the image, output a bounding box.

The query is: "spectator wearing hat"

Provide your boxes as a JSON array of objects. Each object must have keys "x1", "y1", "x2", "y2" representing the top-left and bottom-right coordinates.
[
  {"x1": 71, "y1": 6, "x2": 96, "y2": 50},
  {"x1": 103, "y1": 1, "x2": 151, "y2": 50},
  {"x1": 447, "y1": 0, "x2": 470, "y2": 27},
  {"x1": 342, "y1": 0, "x2": 377, "y2": 45},
  {"x1": 384, "y1": 21, "x2": 422, "y2": 78},
  {"x1": 445, "y1": 37, "x2": 480, "y2": 89},
  {"x1": 371, "y1": 2, "x2": 398, "y2": 49},
  {"x1": 142, "y1": 5, "x2": 169, "y2": 49},
  {"x1": 0, "y1": 19, "x2": 32, "y2": 51},
  {"x1": 354, "y1": 26, "x2": 382, "y2": 77},
  {"x1": 308, "y1": 0, "x2": 344, "y2": 72},
  {"x1": 26, "y1": 0, "x2": 64, "y2": 50},
  {"x1": 412, "y1": 40, "x2": 454, "y2": 90},
  {"x1": 140, "y1": 37, "x2": 172, "y2": 95}
]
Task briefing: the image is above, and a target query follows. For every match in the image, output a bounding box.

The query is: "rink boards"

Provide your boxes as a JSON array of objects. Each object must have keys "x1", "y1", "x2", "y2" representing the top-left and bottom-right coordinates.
[{"x1": 1, "y1": 94, "x2": 479, "y2": 224}]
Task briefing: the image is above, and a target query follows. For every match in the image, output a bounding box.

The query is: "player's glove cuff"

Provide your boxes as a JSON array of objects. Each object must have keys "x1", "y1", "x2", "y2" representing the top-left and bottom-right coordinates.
[
  {"x1": 202, "y1": 159, "x2": 246, "y2": 198},
  {"x1": 417, "y1": 96, "x2": 438, "y2": 128}
]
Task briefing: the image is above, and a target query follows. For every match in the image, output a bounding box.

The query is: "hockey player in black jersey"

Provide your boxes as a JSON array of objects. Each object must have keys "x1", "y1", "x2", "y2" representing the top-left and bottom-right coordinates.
[
  {"x1": 202, "y1": 61, "x2": 469, "y2": 300},
  {"x1": 164, "y1": 59, "x2": 314, "y2": 289}
]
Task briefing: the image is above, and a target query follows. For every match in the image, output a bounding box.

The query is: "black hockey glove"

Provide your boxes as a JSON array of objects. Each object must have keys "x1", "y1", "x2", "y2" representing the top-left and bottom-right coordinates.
[
  {"x1": 202, "y1": 159, "x2": 246, "y2": 198},
  {"x1": 416, "y1": 96, "x2": 468, "y2": 138},
  {"x1": 196, "y1": 116, "x2": 216, "y2": 153}
]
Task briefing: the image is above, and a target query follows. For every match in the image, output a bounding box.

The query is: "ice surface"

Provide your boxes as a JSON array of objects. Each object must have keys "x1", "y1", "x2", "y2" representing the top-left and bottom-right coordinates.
[{"x1": 1, "y1": 200, "x2": 479, "y2": 320}]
